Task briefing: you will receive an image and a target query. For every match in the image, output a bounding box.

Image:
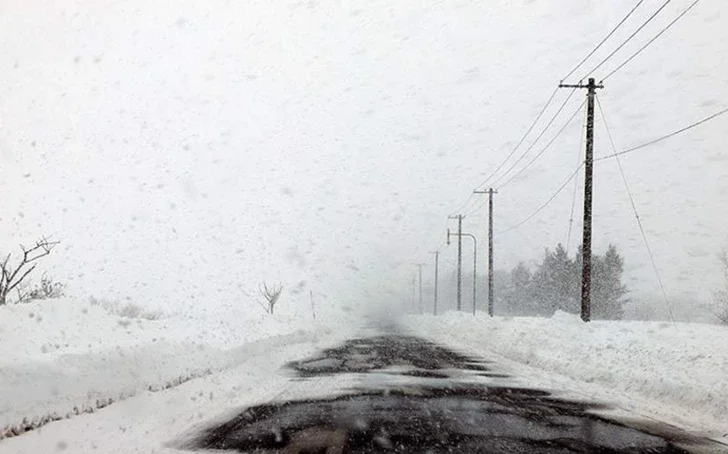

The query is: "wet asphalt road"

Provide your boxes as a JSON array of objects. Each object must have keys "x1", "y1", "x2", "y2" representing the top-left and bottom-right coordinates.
[{"x1": 182, "y1": 334, "x2": 725, "y2": 453}]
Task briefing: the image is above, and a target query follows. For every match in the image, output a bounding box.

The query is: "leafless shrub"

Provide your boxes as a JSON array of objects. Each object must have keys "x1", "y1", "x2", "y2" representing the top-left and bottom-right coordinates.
[
  {"x1": 17, "y1": 274, "x2": 66, "y2": 303},
  {"x1": 258, "y1": 282, "x2": 283, "y2": 314},
  {"x1": 89, "y1": 297, "x2": 163, "y2": 320},
  {"x1": 0, "y1": 237, "x2": 59, "y2": 305},
  {"x1": 112, "y1": 302, "x2": 162, "y2": 320}
]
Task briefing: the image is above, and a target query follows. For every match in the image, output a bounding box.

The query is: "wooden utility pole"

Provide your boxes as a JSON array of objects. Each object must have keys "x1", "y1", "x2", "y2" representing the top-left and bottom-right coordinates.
[
  {"x1": 559, "y1": 77, "x2": 603, "y2": 322},
  {"x1": 475, "y1": 188, "x2": 497, "y2": 316},
  {"x1": 415, "y1": 263, "x2": 426, "y2": 314},
  {"x1": 411, "y1": 274, "x2": 416, "y2": 312},
  {"x1": 430, "y1": 251, "x2": 439, "y2": 315},
  {"x1": 448, "y1": 214, "x2": 464, "y2": 311}
]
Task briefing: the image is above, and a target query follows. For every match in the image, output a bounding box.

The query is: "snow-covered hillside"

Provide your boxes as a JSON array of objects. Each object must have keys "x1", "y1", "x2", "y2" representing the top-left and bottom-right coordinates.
[{"x1": 1, "y1": 0, "x2": 726, "y2": 316}]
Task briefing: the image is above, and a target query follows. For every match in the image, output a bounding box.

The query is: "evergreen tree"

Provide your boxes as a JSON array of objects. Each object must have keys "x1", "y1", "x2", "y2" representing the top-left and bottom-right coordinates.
[
  {"x1": 509, "y1": 243, "x2": 628, "y2": 319},
  {"x1": 531, "y1": 244, "x2": 578, "y2": 315},
  {"x1": 504, "y1": 262, "x2": 533, "y2": 315},
  {"x1": 591, "y1": 244, "x2": 628, "y2": 319},
  {"x1": 575, "y1": 244, "x2": 628, "y2": 319}
]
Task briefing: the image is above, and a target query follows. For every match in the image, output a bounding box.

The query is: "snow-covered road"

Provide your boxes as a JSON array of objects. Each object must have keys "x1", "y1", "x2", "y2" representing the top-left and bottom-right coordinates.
[
  {"x1": 2, "y1": 299, "x2": 727, "y2": 453},
  {"x1": 4, "y1": 326, "x2": 726, "y2": 453},
  {"x1": 183, "y1": 333, "x2": 723, "y2": 453}
]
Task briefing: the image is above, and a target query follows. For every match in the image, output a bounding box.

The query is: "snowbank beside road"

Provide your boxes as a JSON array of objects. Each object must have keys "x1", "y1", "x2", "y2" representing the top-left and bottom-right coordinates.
[
  {"x1": 0, "y1": 298, "x2": 353, "y2": 438},
  {"x1": 403, "y1": 311, "x2": 728, "y2": 438},
  {"x1": 0, "y1": 298, "x2": 302, "y2": 361}
]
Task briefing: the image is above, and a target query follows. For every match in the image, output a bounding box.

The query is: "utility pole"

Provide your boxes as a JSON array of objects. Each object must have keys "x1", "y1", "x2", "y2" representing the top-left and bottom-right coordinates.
[
  {"x1": 430, "y1": 251, "x2": 439, "y2": 315},
  {"x1": 474, "y1": 188, "x2": 497, "y2": 316},
  {"x1": 411, "y1": 274, "x2": 416, "y2": 312},
  {"x1": 447, "y1": 214, "x2": 464, "y2": 311},
  {"x1": 415, "y1": 263, "x2": 426, "y2": 315},
  {"x1": 559, "y1": 77, "x2": 603, "y2": 322}
]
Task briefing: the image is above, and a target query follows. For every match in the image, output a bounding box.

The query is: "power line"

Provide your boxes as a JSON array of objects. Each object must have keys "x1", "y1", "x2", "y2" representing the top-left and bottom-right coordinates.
[
  {"x1": 464, "y1": 196, "x2": 487, "y2": 217},
  {"x1": 500, "y1": 163, "x2": 584, "y2": 234},
  {"x1": 584, "y1": 0, "x2": 673, "y2": 79},
  {"x1": 595, "y1": 106, "x2": 728, "y2": 161},
  {"x1": 465, "y1": 187, "x2": 503, "y2": 217},
  {"x1": 475, "y1": 86, "x2": 560, "y2": 190},
  {"x1": 498, "y1": 99, "x2": 586, "y2": 189},
  {"x1": 561, "y1": 0, "x2": 646, "y2": 82},
  {"x1": 448, "y1": 193, "x2": 478, "y2": 218},
  {"x1": 428, "y1": 233, "x2": 449, "y2": 262},
  {"x1": 490, "y1": 87, "x2": 578, "y2": 188},
  {"x1": 603, "y1": 0, "x2": 701, "y2": 81},
  {"x1": 565, "y1": 105, "x2": 588, "y2": 254},
  {"x1": 596, "y1": 94, "x2": 675, "y2": 322},
  {"x1": 432, "y1": 237, "x2": 447, "y2": 252}
]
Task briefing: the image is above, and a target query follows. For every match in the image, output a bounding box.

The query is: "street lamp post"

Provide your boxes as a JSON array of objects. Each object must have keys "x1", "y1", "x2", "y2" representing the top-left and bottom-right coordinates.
[
  {"x1": 462, "y1": 234, "x2": 477, "y2": 316},
  {"x1": 448, "y1": 230, "x2": 478, "y2": 315}
]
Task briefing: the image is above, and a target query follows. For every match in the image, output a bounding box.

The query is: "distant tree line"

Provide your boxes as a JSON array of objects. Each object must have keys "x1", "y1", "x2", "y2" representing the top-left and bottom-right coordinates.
[{"x1": 501, "y1": 243, "x2": 628, "y2": 319}]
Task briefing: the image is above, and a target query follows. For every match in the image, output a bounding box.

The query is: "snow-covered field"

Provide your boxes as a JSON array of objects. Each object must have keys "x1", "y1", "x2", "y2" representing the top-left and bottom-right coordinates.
[
  {"x1": 0, "y1": 298, "x2": 358, "y2": 441},
  {"x1": 403, "y1": 311, "x2": 728, "y2": 442}
]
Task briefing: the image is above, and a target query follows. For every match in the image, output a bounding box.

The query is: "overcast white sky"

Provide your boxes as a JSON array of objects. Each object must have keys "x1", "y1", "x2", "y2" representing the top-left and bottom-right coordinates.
[{"x1": 1, "y1": 0, "x2": 726, "y2": 314}]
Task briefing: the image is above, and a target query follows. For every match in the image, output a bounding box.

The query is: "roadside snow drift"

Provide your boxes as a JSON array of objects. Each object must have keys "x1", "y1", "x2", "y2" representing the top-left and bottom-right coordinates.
[
  {"x1": 403, "y1": 311, "x2": 728, "y2": 440},
  {"x1": 0, "y1": 298, "x2": 350, "y2": 438}
]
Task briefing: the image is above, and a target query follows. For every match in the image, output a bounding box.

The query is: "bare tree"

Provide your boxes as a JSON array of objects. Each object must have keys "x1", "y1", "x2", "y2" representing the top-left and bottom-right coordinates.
[
  {"x1": 709, "y1": 251, "x2": 728, "y2": 324},
  {"x1": 0, "y1": 238, "x2": 59, "y2": 305},
  {"x1": 258, "y1": 282, "x2": 283, "y2": 314}
]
